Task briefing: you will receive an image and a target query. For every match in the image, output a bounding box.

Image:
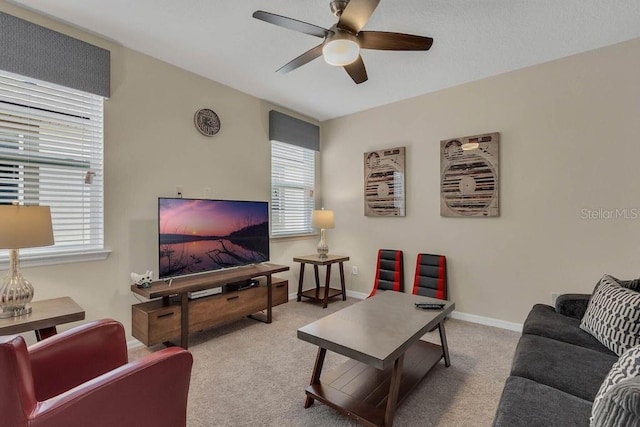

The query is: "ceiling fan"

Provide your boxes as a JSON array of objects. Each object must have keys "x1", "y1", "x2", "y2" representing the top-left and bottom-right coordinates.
[{"x1": 252, "y1": 0, "x2": 433, "y2": 84}]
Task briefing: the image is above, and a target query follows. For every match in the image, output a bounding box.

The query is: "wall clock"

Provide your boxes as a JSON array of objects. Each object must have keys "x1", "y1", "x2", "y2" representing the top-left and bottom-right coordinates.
[{"x1": 194, "y1": 108, "x2": 221, "y2": 136}]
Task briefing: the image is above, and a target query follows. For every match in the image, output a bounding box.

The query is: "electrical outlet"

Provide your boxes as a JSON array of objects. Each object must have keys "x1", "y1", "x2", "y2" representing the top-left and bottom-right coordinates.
[
  {"x1": 176, "y1": 185, "x2": 183, "y2": 198},
  {"x1": 352, "y1": 266, "x2": 358, "y2": 275}
]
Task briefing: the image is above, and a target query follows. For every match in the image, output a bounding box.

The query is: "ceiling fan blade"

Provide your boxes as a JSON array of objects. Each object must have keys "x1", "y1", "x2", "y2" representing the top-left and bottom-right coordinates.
[
  {"x1": 337, "y1": 0, "x2": 380, "y2": 34},
  {"x1": 252, "y1": 11, "x2": 329, "y2": 38},
  {"x1": 343, "y1": 56, "x2": 368, "y2": 84},
  {"x1": 277, "y1": 44, "x2": 324, "y2": 74},
  {"x1": 358, "y1": 31, "x2": 434, "y2": 50}
]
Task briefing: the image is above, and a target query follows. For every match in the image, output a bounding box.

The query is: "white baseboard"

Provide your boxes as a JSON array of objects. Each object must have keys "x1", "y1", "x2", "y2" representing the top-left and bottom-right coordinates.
[
  {"x1": 127, "y1": 339, "x2": 145, "y2": 351},
  {"x1": 449, "y1": 311, "x2": 522, "y2": 332},
  {"x1": 287, "y1": 290, "x2": 524, "y2": 332},
  {"x1": 126, "y1": 310, "x2": 521, "y2": 352},
  {"x1": 346, "y1": 290, "x2": 369, "y2": 299},
  {"x1": 347, "y1": 290, "x2": 523, "y2": 332}
]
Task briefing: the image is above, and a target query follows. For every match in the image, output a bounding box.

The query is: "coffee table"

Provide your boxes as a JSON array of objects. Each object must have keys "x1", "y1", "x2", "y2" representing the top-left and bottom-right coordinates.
[{"x1": 297, "y1": 291, "x2": 454, "y2": 427}]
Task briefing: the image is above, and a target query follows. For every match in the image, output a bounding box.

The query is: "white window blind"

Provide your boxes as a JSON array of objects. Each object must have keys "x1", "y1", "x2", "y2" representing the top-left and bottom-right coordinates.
[
  {"x1": 271, "y1": 140, "x2": 315, "y2": 237},
  {"x1": 0, "y1": 70, "x2": 104, "y2": 257}
]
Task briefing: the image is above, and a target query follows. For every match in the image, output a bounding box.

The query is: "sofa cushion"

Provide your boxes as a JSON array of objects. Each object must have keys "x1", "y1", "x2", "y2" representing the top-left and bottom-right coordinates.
[
  {"x1": 580, "y1": 277, "x2": 640, "y2": 356},
  {"x1": 523, "y1": 304, "x2": 615, "y2": 356},
  {"x1": 555, "y1": 294, "x2": 592, "y2": 320},
  {"x1": 511, "y1": 334, "x2": 617, "y2": 401},
  {"x1": 492, "y1": 376, "x2": 592, "y2": 427},
  {"x1": 591, "y1": 376, "x2": 640, "y2": 427},
  {"x1": 591, "y1": 345, "x2": 640, "y2": 424}
]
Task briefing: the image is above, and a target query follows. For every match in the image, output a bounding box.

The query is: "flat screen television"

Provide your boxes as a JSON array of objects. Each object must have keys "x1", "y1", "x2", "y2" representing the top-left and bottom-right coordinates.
[{"x1": 158, "y1": 197, "x2": 269, "y2": 279}]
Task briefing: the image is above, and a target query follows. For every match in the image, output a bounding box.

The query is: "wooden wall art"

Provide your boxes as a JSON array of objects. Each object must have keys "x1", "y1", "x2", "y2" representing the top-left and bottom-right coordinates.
[
  {"x1": 440, "y1": 132, "x2": 499, "y2": 217},
  {"x1": 364, "y1": 146, "x2": 406, "y2": 217}
]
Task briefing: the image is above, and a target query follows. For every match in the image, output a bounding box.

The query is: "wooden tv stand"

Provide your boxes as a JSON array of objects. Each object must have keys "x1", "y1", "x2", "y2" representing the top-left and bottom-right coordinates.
[{"x1": 131, "y1": 263, "x2": 289, "y2": 349}]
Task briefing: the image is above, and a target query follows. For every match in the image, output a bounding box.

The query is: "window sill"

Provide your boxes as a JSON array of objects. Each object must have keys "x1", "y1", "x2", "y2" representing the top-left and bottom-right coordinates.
[
  {"x1": 270, "y1": 233, "x2": 318, "y2": 242},
  {"x1": 0, "y1": 248, "x2": 111, "y2": 270}
]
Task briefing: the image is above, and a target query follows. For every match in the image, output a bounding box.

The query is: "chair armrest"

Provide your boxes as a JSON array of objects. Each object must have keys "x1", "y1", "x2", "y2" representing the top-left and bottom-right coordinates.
[
  {"x1": 29, "y1": 319, "x2": 128, "y2": 401},
  {"x1": 31, "y1": 347, "x2": 193, "y2": 427},
  {"x1": 555, "y1": 293, "x2": 591, "y2": 319}
]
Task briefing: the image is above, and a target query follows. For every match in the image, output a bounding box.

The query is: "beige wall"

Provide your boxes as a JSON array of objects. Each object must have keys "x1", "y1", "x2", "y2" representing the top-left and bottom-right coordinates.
[
  {"x1": 0, "y1": 3, "x2": 319, "y2": 344},
  {"x1": 3, "y1": 1, "x2": 639, "y2": 340},
  {"x1": 321, "y1": 37, "x2": 640, "y2": 324}
]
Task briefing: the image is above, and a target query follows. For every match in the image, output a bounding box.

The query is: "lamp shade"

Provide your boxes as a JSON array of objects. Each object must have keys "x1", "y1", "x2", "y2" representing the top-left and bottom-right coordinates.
[
  {"x1": 312, "y1": 209, "x2": 335, "y2": 229},
  {"x1": 0, "y1": 205, "x2": 54, "y2": 249}
]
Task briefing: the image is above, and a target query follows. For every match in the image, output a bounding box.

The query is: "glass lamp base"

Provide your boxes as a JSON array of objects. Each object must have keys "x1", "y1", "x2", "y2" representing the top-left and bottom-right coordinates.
[
  {"x1": 0, "y1": 249, "x2": 35, "y2": 318},
  {"x1": 0, "y1": 305, "x2": 32, "y2": 319},
  {"x1": 317, "y1": 229, "x2": 329, "y2": 259}
]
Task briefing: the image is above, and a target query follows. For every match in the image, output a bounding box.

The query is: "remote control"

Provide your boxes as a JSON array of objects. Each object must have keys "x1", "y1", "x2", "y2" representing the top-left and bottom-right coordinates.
[{"x1": 414, "y1": 302, "x2": 445, "y2": 310}]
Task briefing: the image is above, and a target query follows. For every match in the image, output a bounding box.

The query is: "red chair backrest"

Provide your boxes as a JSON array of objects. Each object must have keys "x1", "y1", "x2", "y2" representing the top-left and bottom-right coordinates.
[
  {"x1": 0, "y1": 336, "x2": 36, "y2": 427},
  {"x1": 370, "y1": 249, "x2": 404, "y2": 297},
  {"x1": 412, "y1": 253, "x2": 447, "y2": 300}
]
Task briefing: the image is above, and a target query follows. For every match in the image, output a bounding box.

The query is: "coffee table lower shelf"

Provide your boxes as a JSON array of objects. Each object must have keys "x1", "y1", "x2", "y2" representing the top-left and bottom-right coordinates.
[{"x1": 305, "y1": 340, "x2": 444, "y2": 427}]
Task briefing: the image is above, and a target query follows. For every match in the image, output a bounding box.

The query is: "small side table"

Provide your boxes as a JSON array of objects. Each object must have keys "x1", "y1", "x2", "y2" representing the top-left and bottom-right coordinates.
[
  {"x1": 294, "y1": 254, "x2": 349, "y2": 308},
  {"x1": 0, "y1": 297, "x2": 85, "y2": 341}
]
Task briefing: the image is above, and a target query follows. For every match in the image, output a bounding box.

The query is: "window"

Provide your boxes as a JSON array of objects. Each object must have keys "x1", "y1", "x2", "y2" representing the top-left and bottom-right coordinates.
[
  {"x1": 0, "y1": 70, "x2": 105, "y2": 263},
  {"x1": 271, "y1": 140, "x2": 315, "y2": 237}
]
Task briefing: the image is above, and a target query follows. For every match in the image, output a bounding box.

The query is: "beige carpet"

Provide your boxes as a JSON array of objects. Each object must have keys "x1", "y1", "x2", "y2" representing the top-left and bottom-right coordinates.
[{"x1": 130, "y1": 298, "x2": 520, "y2": 426}]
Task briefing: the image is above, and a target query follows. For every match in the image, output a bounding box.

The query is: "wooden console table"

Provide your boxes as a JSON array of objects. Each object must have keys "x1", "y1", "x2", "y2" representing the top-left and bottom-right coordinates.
[
  {"x1": 131, "y1": 263, "x2": 289, "y2": 349},
  {"x1": 0, "y1": 297, "x2": 85, "y2": 341},
  {"x1": 294, "y1": 254, "x2": 349, "y2": 308}
]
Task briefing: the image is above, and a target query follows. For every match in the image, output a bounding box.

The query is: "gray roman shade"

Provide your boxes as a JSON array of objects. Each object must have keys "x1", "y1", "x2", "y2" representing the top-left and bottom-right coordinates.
[
  {"x1": 0, "y1": 12, "x2": 110, "y2": 97},
  {"x1": 269, "y1": 110, "x2": 319, "y2": 151}
]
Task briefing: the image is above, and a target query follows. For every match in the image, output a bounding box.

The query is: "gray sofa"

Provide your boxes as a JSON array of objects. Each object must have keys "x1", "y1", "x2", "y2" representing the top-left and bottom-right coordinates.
[{"x1": 493, "y1": 294, "x2": 618, "y2": 427}]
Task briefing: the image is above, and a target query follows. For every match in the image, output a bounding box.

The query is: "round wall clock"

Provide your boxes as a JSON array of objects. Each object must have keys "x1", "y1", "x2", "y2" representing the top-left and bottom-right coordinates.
[{"x1": 194, "y1": 108, "x2": 221, "y2": 136}]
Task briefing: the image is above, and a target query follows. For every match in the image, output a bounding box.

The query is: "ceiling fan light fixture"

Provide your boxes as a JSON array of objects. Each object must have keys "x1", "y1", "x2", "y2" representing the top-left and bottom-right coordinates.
[{"x1": 322, "y1": 33, "x2": 360, "y2": 66}]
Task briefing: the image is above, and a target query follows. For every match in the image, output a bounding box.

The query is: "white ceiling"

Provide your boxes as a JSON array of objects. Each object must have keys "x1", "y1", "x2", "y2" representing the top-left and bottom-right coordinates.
[{"x1": 10, "y1": 0, "x2": 640, "y2": 121}]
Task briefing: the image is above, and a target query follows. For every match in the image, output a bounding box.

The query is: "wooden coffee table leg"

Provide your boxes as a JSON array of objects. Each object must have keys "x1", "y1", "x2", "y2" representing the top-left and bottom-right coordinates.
[
  {"x1": 323, "y1": 265, "x2": 332, "y2": 308},
  {"x1": 338, "y1": 261, "x2": 346, "y2": 301},
  {"x1": 384, "y1": 353, "x2": 405, "y2": 427},
  {"x1": 180, "y1": 293, "x2": 189, "y2": 349},
  {"x1": 313, "y1": 264, "x2": 320, "y2": 295},
  {"x1": 35, "y1": 326, "x2": 57, "y2": 341},
  {"x1": 438, "y1": 321, "x2": 451, "y2": 367},
  {"x1": 297, "y1": 263, "x2": 306, "y2": 302},
  {"x1": 266, "y1": 275, "x2": 272, "y2": 324},
  {"x1": 305, "y1": 347, "x2": 327, "y2": 408}
]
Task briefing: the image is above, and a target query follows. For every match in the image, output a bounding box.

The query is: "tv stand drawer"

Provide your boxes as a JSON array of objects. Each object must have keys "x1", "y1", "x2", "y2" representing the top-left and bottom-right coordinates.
[
  {"x1": 132, "y1": 278, "x2": 288, "y2": 346},
  {"x1": 132, "y1": 300, "x2": 181, "y2": 346}
]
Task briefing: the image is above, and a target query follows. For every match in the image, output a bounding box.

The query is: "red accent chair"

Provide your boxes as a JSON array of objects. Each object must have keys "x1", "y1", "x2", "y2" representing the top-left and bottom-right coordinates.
[
  {"x1": 369, "y1": 249, "x2": 404, "y2": 297},
  {"x1": 412, "y1": 253, "x2": 447, "y2": 300},
  {"x1": 0, "y1": 319, "x2": 193, "y2": 427}
]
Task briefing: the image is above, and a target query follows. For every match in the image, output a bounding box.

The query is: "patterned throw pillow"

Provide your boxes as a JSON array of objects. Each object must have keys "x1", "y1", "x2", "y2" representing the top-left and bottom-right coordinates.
[
  {"x1": 594, "y1": 274, "x2": 640, "y2": 294},
  {"x1": 591, "y1": 345, "x2": 640, "y2": 426},
  {"x1": 580, "y1": 276, "x2": 640, "y2": 356},
  {"x1": 591, "y1": 377, "x2": 640, "y2": 427},
  {"x1": 621, "y1": 278, "x2": 640, "y2": 292}
]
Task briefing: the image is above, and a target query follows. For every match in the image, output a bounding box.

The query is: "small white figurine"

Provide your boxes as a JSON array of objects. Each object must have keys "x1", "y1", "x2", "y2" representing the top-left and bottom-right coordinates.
[{"x1": 131, "y1": 270, "x2": 154, "y2": 288}]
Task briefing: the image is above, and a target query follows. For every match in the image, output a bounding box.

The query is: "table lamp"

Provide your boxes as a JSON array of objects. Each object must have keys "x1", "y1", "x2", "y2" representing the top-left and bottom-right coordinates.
[
  {"x1": 312, "y1": 208, "x2": 334, "y2": 259},
  {"x1": 0, "y1": 204, "x2": 54, "y2": 318}
]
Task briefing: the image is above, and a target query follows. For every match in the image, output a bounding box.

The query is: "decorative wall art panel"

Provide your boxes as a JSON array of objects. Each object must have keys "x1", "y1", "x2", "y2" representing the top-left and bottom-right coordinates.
[
  {"x1": 440, "y1": 132, "x2": 499, "y2": 217},
  {"x1": 364, "y1": 146, "x2": 406, "y2": 217}
]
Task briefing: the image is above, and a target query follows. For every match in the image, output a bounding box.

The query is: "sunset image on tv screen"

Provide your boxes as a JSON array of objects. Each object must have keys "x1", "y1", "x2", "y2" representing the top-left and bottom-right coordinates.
[{"x1": 158, "y1": 198, "x2": 269, "y2": 278}]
